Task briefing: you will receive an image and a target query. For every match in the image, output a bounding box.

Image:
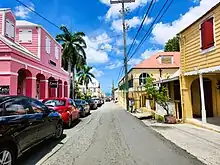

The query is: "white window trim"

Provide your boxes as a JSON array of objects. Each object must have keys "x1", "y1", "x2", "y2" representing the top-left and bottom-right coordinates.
[
  {"x1": 55, "y1": 45, "x2": 59, "y2": 60},
  {"x1": 1, "y1": 12, "x2": 5, "y2": 35},
  {"x1": 37, "y1": 27, "x2": 41, "y2": 58},
  {"x1": 18, "y1": 29, "x2": 32, "y2": 43},
  {"x1": 200, "y1": 15, "x2": 216, "y2": 55},
  {"x1": 46, "y1": 36, "x2": 51, "y2": 54}
]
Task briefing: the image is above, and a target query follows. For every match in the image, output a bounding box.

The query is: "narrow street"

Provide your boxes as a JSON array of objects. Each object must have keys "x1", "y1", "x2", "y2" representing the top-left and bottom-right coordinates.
[{"x1": 18, "y1": 103, "x2": 204, "y2": 165}]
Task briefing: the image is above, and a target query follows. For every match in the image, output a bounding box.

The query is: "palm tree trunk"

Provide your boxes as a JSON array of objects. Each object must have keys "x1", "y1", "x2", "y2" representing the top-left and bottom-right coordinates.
[
  {"x1": 72, "y1": 67, "x2": 75, "y2": 99},
  {"x1": 68, "y1": 60, "x2": 72, "y2": 98}
]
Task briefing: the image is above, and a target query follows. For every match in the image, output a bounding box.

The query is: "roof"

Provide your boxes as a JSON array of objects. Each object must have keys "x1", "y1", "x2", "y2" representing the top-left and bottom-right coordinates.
[
  {"x1": 154, "y1": 69, "x2": 180, "y2": 84},
  {"x1": 134, "y1": 52, "x2": 180, "y2": 69},
  {"x1": 16, "y1": 20, "x2": 40, "y2": 27},
  {"x1": 178, "y1": 2, "x2": 220, "y2": 35},
  {"x1": 0, "y1": 8, "x2": 10, "y2": 12}
]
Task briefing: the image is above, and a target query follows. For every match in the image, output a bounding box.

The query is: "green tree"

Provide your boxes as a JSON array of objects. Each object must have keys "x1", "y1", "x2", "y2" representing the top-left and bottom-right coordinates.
[
  {"x1": 164, "y1": 36, "x2": 180, "y2": 52},
  {"x1": 56, "y1": 26, "x2": 87, "y2": 98},
  {"x1": 78, "y1": 65, "x2": 95, "y2": 93},
  {"x1": 145, "y1": 76, "x2": 170, "y2": 115}
]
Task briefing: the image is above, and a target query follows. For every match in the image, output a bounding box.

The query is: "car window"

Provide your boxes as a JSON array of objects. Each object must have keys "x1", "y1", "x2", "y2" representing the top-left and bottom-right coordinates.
[
  {"x1": 4, "y1": 99, "x2": 30, "y2": 116},
  {"x1": 74, "y1": 99, "x2": 82, "y2": 105},
  {"x1": 30, "y1": 99, "x2": 48, "y2": 113},
  {"x1": 44, "y1": 99, "x2": 65, "y2": 107},
  {"x1": 68, "y1": 99, "x2": 74, "y2": 106},
  {"x1": 0, "y1": 104, "x2": 3, "y2": 116},
  {"x1": 70, "y1": 99, "x2": 76, "y2": 107}
]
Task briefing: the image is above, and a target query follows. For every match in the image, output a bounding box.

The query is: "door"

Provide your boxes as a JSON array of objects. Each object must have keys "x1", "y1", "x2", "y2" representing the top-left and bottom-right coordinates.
[
  {"x1": 3, "y1": 98, "x2": 39, "y2": 151},
  {"x1": 203, "y1": 78, "x2": 213, "y2": 117},
  {"x1": 29, "y1": 99, "x2": 55, "y2": 141}
]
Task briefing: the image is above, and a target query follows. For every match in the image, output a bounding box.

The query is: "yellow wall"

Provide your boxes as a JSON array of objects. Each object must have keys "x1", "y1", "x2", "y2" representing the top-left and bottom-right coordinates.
[
  {"x1": 118, "y1": 68, "x2": 179, "y2": 109},
  {"x1": 180, "y1": 4, "x2": 220, "y2": 73}
]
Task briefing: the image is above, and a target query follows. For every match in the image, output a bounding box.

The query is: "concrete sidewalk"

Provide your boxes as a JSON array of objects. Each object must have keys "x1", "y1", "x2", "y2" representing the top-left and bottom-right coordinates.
[{"x1": 142, "y1": 119, "x2": 220, "y2": 165}]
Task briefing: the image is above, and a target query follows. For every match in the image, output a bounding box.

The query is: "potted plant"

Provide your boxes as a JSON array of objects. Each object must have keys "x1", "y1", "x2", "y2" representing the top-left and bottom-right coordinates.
[{"x1": 145, "y1": 77, "x2": 176, "y2": 124}]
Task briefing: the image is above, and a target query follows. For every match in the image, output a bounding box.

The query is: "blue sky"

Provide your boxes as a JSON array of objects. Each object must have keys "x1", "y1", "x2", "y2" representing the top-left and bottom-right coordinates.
[{"x1": 1, "y1": 0, "x2": 219, "y2": 94}]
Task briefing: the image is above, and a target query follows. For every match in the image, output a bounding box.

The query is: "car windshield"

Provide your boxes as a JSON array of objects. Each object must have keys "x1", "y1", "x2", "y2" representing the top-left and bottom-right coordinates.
[{"x1": 43, "y1": 100, "x2": 65, "y2": 107}]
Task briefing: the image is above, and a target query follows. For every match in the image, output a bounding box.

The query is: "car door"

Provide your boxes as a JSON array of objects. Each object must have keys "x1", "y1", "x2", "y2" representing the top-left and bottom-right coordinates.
[
  {"x1": 3, "y1": 97, "x2": 39, "y2": 152},
  {"x1": 29, "y1": 99, "x2": 55, "y2": 141},
  {"x1": 68, "y1": 99, "x2": 77, "y2": 120}
]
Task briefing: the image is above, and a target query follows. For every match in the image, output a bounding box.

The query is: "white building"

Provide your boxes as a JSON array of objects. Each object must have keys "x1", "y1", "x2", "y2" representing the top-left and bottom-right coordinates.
[{"x1": 79, "y1": 78, "x2": 102, "y2": 98}]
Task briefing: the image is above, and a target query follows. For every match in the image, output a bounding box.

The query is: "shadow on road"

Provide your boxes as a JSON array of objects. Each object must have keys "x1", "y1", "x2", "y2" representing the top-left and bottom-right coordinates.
[{"x1": 17, "y1": 134, "x2": 67, "y2": 165}]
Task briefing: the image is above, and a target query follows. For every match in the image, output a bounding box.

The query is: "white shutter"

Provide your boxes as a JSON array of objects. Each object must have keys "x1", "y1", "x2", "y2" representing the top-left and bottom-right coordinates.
[
  {"x1": 10, "y1": 24, "x2": 15, "y2": 38},
  {"x1": 46, "y1": 36, "x2": 50, "y2": 54},
  {"x1": 55, "y1": 46, "x2": 59, "y2": 59},
  {"x1": 48, "y1": 39, "x2": 51, "y2": 54},
  {"x1": 19, "y1": 29, "x2": 32, "y2": 43},
  {"x1": 5, "y1": 20, "x2": 10, "y2": 37}
]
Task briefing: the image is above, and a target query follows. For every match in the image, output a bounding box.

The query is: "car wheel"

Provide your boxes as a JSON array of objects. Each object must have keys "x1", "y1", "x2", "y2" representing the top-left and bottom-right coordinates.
[
  {"x1": 54, "y1": 122, "x2": 63, "y2": 139},
  {"x1": 81, "y1": 111, "x2": 86, "y2": 117},
  {"x1": 68, "y1": 116, "x2": 72, "y2": 128},
  {"x1": 0, "y1": 145, "x2": 15, "y2": 165}
]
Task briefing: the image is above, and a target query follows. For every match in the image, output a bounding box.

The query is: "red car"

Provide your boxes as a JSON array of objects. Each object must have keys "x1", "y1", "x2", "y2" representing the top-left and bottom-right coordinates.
[{"x1": 42, "y1": 98, "x2": 79, "y2": 128}]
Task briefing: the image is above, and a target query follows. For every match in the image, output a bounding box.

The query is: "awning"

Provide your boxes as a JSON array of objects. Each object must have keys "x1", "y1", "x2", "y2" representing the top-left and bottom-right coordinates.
[
  {"x1": 154, "y1": 69, "x2": 180, "y2": 84},
  {"x1": 184, "y1": 66, "x2": 220, "y2": 76}
]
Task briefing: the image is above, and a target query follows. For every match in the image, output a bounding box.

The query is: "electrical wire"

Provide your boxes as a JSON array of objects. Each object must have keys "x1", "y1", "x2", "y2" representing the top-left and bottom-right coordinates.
[{"x1": 127, "y1": 0, "x2": 173, "y2": 62}]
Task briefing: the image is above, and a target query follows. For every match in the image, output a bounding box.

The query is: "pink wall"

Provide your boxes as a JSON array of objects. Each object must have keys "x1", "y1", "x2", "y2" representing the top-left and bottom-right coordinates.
[
  {"x1": 5, "y1": 11, "x2": 15, "y2": 42},
  {"x1": 0, "y1": 40, "x2": 10, "y2": 52},
  {"x1": 15, "y1": 27, "x2": 39, "y2": 56},
  {"x1": 0, "y1": 13, "x2": 2, "y2": 35},
  {"x1": 40, "y1": 29, "x2": 62, "y2": 72}
]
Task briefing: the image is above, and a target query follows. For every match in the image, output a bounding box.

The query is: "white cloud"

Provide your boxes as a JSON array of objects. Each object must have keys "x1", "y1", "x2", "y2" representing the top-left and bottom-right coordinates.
[
  {"x1": 14, "y1": 3, "x2": 34, "y2": 19},
  {"x1": 111, "y1": 16, "x2": 152, "y2": 32},
  {"x1": 152, "y1": 0, "x2": 219, "y2": 45},
  {"x1": 100, "y1": 43, "x2": 112, "y2": 52},
  {"x1": 100, "y1": 0, "x2": 151, "y2": 20},
  {"x1": 84, "y1": 35, "x2": 109, "y2": 64},
  {"x1": 94, "y1": 32, "x2": 112, "y2": 43},
  {"x1": 128, "y1": 58, "x2": 142, "y2": 66},
  {"x1": 91, "y1": 68, "x2": 104, "y2": 77},
  {"x1": 141, "y1": 48, "x2": 163, "y2": 59},
  {"x1": 105, "y1": 60, "x2": 123, "y2": 69}
]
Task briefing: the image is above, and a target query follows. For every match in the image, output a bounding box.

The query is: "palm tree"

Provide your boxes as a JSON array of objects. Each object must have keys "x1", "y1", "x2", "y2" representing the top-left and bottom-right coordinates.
[
  {"x1": 78, "y1": 65, "x2": 95, "y2": 93},
  {"x1": 56, "y1": 26, "x2": 87, "y2": 98}
]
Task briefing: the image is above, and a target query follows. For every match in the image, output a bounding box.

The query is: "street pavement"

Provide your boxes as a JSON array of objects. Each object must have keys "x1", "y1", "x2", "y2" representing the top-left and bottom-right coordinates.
[{"x1": 18, "y1": 102, "x2": 204, "y2": 165}]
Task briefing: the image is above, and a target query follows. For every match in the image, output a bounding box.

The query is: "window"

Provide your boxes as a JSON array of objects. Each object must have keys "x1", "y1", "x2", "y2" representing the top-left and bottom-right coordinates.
[
  {"x1": 160, "y1": 56, "x2": 173, "y2": 64},
  {"x1": 30, "y1": 99, "x2": 47, "y2": 113},
  {"x1": 68, "y1": 99, "x2": 74, "y2": 106},
  {"x1": 46, "y1": 36, "x2": 51, "y2": 54},
  {"x1": 93, "y1": 88, "x2": 96, "y2": 92},
  {"x1": 55, "y1": 46, "x2": 59, "y2": 59},
  {"x1": 19, "y1": 29, "x2": 32, "y2": 43},
  {"x1": 201, "y1": 17, "x2": 214, "y2": 50},
  {"x1": 6, "y1": 19, "x2": 15, "y2": 39},
  {"x1": 44, "y1": 99, "x2": 66, "y2": 107},
  {"x1": 139, "y1": 73, "x2": 149, "y2": 86},
  {"x1": 4, "y1": 99, "x2": 30, "y2": 116}
]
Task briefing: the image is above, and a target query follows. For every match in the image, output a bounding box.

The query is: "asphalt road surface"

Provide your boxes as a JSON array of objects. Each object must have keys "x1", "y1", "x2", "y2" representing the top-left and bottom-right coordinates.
[{"x1": 18, "y1": 102, "x2": 204, "y2": 165}]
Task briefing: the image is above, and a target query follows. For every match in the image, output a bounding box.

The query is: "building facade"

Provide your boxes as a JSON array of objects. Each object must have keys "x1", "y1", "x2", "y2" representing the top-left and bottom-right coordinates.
[
  {"x1": 79, "y1": 78, "x2": 102, "y2": 98},
  {"x1": 118, "y1": 52, "x2": 180, "y2": 110},
  {"x1": 0, "y1": 8, "x2": 69, "y2": 99},
  {"x1": 179, "y1": 2, "x2": 220, "y2": 123}
]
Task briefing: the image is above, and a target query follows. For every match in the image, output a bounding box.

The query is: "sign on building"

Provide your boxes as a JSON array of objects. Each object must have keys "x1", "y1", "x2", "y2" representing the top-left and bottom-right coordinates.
[{"x1": 49, "y1": 81, "x2": 58, "y2": 88}]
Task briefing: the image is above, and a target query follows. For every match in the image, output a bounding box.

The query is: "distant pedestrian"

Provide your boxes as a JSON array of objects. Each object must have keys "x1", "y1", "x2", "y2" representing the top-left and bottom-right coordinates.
[{"x1": 129, "y1": 99, "x2": 134, "y2": 113}]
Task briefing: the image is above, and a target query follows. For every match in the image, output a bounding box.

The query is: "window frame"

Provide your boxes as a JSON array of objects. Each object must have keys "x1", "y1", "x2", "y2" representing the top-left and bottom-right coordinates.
[
  {"x1": 139, "y1": 73, "x2": 149, "y2": 86},
  {"x1": 5, "y1": 19, "x2": 15, "y2": 39},
  {"x1": 200, "y1": 16, "x2": 216, "y2": 54},
  {"x1": 29, "y1": 98, "x2": 48, "y2": 113},
  {"x1": 55, "y1": 45, "x2": 59, "y2": 60},
  {"x1": 46, "y1": 36, "x2": 51, "y2": 54}
]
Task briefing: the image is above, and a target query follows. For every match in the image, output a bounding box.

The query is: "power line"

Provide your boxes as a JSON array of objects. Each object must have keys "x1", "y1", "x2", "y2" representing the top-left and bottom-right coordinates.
[
  {"x1": 127, "y1": 0, "x2": 155, "y2": 57},
  {"x1": 127, "y1": 0, "x2": 173, "y2": 62},
  {"x1": 15, "y1": 0, "x2": 60, "y2": 29}
]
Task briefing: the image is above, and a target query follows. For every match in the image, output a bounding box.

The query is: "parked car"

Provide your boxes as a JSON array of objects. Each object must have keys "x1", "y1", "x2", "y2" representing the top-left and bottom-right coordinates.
[
  {"x1": 87, "y1": 99, "x2": 97, "y2": 110},
  {"x1": 93, "y1": 98, "x2": 102, "y2": 107},
  {"x1": 100, "y1": 98, "x2": 104, "y2": 105},
  {"x1": 42, "y1": 98, "x2": 79, "y2": 128},
  {"x1": 106, "y1": 97, "x2": 111, "y2": 102},
  {"x1": 0, "y1": 96, "x2": 63, "y2": 165},
  {"x1": 74, "y1": 99, "x2": 90, "y2": 117}
]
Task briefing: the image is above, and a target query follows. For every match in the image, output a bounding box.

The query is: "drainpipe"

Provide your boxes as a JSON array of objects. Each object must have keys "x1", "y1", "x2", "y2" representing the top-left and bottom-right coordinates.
[{"x1": 199, "y1": 73, "x2": 207, "y2": 123}]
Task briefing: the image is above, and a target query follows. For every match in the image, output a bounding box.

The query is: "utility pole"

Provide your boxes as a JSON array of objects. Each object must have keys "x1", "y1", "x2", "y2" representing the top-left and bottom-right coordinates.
[{"x1": 110, "y1": 0, "x2": 135, "y2": 111}]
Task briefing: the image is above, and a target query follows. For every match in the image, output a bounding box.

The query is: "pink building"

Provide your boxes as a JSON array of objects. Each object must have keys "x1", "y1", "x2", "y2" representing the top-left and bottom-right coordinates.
[{"x1": 0, "y1": 8, "x2": 69, "y2": 99}]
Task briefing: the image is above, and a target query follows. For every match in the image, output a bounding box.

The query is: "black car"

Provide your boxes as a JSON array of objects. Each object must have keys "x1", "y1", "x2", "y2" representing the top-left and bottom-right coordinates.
[
  {"x1": 74, "y1": 99, "x2": 90, "y2": 117},
  {"x1": 87, "y1": 99, "x2": 97, "y2": 110},
  {"x1": 106, "y1": 97, "x2": 111, "y2": 102},
  {"x1": 93, "y1": 98, "x2": 102, "y2": 107},
  {"x1": 0, "y1": 96, "x2": 63, "y2": 165}
]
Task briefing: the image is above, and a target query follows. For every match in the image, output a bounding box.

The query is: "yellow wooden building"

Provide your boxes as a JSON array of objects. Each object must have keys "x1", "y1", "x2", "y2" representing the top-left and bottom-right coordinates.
[
  {"x1": 118, "y1": 52, "x2": 180, "y2": 110},
  {"x1": 178, "y1": 2, "x2": 220, "y2": 123}
]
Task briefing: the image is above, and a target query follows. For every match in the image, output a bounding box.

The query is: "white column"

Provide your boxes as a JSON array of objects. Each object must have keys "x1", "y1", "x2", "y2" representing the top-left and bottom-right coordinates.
[{"x1": 199, "y1": 74, "x2": 207, "y2": 123}]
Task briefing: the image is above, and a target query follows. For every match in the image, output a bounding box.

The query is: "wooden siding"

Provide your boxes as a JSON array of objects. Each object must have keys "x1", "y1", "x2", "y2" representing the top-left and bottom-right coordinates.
[
  {"x1": 0, "y1": 13, "x2": 3, "y2": 35},
  {"x1": 180, "y1": 5, "x2": 220, "y2": 73},
  {"x1": 0, "y1": 40, "x2": 10, "y2": 52}
]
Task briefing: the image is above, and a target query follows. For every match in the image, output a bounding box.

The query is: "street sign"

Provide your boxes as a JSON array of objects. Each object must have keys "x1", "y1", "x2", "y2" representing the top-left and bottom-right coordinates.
[
  {"x1": 0, "y1": 86, "x2": 9, "y2": 95},
  {"x1": 49, "y1": 81, "x2": 58, "y2": 88},
  {"x1": 110, "y1": 0, "x2": 135, "y2": 4}
]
